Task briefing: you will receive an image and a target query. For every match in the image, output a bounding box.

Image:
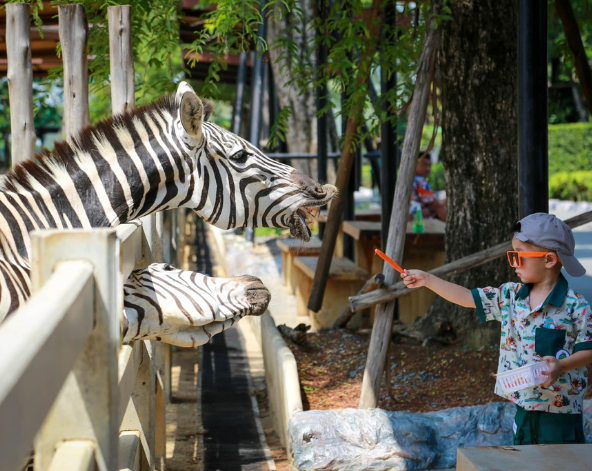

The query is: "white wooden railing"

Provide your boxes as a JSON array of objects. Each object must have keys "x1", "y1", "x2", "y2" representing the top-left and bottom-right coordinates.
[{"x1": 0, "y1": 210, "x2": 185, "y2": 471}]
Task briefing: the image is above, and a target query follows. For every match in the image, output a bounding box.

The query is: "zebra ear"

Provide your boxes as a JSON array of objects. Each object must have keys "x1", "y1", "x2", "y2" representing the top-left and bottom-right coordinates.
[{"x1": 180, "y1": 91, "x2": 204, "y2": 138}]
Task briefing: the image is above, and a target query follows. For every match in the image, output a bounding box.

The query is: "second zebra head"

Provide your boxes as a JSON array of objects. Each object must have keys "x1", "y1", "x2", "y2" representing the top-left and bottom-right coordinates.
[{"x1": 175, "y1": 82, "x2": 337, "y2": 241}]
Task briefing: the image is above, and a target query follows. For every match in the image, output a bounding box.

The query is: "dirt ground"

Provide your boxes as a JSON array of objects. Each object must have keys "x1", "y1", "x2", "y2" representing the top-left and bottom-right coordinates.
[{"x1": 285, "y1": 329, "x2": 592, "y2": 413}]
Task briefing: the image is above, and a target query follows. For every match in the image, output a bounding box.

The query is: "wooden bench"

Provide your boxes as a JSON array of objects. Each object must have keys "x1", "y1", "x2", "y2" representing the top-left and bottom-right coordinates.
[
  {"x1": 317, "y1": 208, "x2": 382, "y2": 257},
  {"x1": 342, "y1": 219, "x2": 445, "y2": 324},
  {"x1": 457, "y1": 444, "x2": 592, "y2": 470},
  {"x1": 294, "y1": 256, "x2": 368, "y2": 330},
  {"x1": 276, "y1": 237, "x2": 323, "y2": 295}
]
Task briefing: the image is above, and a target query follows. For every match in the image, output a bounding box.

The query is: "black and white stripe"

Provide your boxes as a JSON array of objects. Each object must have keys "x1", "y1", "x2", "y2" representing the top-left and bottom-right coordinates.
[
  {"x1": 122, "y1": 263, "x2": 268, "y2": 348},
  {"x1": 0, "y1": 82, "x2": 335, "y2": 336}
]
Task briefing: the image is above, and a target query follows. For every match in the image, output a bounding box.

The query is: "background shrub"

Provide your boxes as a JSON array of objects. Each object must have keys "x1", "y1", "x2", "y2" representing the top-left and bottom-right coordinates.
[
  {"x1": 548, "y1": 123, "x2": 592, "y2": 175},
  {"x1": 549, "y1": 171, "x2": 592, "y2": 201}
]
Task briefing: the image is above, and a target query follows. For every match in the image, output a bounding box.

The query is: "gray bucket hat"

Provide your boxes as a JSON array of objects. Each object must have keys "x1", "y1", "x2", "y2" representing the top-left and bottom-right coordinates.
[{"x1": 514, "y1": 213, "x2": 586, "y2": 277}]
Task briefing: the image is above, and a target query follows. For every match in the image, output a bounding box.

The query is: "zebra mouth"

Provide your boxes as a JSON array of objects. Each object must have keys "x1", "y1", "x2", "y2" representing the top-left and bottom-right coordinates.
[{"x1": 289, "y1": 206, "x2": 321, "y2": 242}]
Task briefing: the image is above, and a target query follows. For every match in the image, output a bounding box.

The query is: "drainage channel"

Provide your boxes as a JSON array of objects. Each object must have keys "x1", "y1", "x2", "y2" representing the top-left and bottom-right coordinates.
[{"x1": 193, "y1": 217, "x2": 275, "y2": 471}]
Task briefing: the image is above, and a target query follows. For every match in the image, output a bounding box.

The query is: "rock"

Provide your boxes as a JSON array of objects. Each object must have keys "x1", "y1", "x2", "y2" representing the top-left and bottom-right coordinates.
[{"x1": 288, "y1": 401, "x2": 592, "y2": 470}]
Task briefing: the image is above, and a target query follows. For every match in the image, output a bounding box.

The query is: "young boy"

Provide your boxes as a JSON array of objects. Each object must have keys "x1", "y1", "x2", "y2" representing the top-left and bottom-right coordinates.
[{"x1": 402, "y1": 213, "x2": 592, "y2": 445}]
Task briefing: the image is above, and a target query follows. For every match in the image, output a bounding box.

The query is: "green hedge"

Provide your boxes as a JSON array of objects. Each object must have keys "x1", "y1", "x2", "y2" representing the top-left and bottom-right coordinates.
[
  {"x1": 549, "y1": 123, "x2": 592, "y2": 175},
  {"x1": 549, "y1": 171, "x2": 592, "y2": 201}
]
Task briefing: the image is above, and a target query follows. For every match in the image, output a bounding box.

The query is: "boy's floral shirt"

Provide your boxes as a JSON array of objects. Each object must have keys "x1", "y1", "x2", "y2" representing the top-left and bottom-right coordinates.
[{"x1": 471, "y1": 274, "x2": 592, "y2": 414}]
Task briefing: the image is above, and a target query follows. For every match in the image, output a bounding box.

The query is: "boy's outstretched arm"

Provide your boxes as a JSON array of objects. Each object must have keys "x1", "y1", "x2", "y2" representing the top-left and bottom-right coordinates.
[{"x1": 401, "y1": 270, "x2": 476, "y2": 308}]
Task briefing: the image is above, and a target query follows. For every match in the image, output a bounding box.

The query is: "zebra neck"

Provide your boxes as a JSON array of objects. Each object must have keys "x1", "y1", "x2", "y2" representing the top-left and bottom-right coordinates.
[{"x1": 3, "y1": 130, "x2": 195, "y2": 231}]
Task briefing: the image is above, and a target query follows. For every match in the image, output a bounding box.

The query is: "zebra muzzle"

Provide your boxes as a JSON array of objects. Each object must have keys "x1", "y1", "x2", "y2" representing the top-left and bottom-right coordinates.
[{"x1": 237, "y1": 275, "x2": 270, "y2": 316}]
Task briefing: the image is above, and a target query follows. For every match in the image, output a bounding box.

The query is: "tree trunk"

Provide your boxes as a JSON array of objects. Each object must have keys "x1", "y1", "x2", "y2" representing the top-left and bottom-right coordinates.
[
  {"x1": 267, "y1": 0, "x2": 319, "y2": 181},
  {"x1": 414, "y1": 0, "x2": 519, "y2": 346}
]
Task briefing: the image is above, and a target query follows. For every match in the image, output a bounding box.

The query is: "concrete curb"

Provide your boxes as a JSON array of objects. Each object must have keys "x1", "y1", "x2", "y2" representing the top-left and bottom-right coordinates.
[
  {"x1": 245, "y1": 314, "x2": 303, "y2": 450},
  {"x1": 208, "y1": 226, "x2": 304, "y2": 451}
]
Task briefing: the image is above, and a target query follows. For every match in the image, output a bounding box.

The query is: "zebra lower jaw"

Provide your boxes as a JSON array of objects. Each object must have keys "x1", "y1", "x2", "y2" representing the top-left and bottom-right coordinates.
[{"x1": 290, "y1": 207, "x2": 318, "y2": 241}]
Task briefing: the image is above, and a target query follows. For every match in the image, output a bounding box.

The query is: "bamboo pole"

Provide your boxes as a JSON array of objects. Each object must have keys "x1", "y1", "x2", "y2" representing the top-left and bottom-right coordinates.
[
  {"x1": 307, "y1": 0, "x2": 383, "y2": 312},
  {"x1": 554, "y1": 0, "x2": 592, "y2": 117},
  {"x1": 108, "y1": 5, "x2": 135, "y2": 115},
  {"x1": 59, "y1": 4, "x2": 90, "y2": 142},
  {"x1": 350, "y1": 209, "x2": 592, "y2": 312},
  {"x1": 358, "y1": 0, "x2": 441, "y2": 409},
  {"x1": 6, "y1": 3, "x2": 36, "y2": 167}
]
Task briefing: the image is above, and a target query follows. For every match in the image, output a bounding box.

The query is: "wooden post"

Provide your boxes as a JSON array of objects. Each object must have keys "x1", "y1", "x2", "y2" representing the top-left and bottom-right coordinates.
[
  {"x1": 108, "y1": 7, "x2": 167, "y2": 468},
  {"x1": 358, "y1": 0, "x2": 441, "y2": 409},
  {"x1": 6, "y1": 3, "x2": 36, "y2": 167},
  {"x1": 59, "y1": 4, "x2": 90, "y2": 142},
  {"x1": 108, "y1": 5, "x2": 135, "y2": 115},
  {"x1": 33, "y1": 230, "x2": 121, "y2": 471},
  {"x1": 308, "y1": 0, "x2": 382, "y2": 312}
]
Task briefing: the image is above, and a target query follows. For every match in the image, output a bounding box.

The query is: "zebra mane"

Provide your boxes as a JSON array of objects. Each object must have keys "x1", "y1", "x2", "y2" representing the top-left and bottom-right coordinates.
[{"x1": 3, "y1": 93, "x2": 214, "y2": 194}]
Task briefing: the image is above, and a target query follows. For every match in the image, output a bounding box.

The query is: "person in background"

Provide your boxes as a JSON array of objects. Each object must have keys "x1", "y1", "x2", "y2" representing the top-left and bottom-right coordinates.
[{"x1": 412, "y1": 152, "x2": 447, "y2": 221}]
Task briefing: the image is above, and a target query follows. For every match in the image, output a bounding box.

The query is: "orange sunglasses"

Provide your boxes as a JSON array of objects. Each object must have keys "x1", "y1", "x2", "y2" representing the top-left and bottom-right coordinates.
[{"x1": 507, "y1": 251, "x2": 552, "y2": 268}]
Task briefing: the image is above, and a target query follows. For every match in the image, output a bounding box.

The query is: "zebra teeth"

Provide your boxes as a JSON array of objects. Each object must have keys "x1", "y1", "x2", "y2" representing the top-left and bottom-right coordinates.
[
  {"x1": 297, "y1": 208, "x2": 315, "y2": 226},
  {"x1": 289, "y1": 209, "x2": 312, "y2": 241},
  {"x1": 304, "y1": 206, "x2": 321, "y2": 220}
]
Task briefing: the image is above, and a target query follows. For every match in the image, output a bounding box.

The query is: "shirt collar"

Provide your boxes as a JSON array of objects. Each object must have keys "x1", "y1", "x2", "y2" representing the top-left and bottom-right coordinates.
[{"x1": 516, "y1": 273, "x2": 568, "y2": 308}]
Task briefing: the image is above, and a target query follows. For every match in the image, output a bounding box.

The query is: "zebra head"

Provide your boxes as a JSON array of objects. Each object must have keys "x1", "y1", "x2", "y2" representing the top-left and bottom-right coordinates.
[{"x1": 175, "y1": 82, "x2": 337, "y2": 241}]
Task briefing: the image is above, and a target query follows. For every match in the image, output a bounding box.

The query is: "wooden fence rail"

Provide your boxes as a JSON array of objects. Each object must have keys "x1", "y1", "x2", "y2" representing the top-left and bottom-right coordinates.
[
  {"x1": 0, "y1": 4, "x2": 188, "y2": 469},
  {"x1": 0, "y1": 213, "x2": 181, "y2": 471}
]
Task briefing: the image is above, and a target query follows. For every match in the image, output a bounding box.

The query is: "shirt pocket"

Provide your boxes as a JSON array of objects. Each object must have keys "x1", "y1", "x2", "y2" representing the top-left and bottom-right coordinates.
[{"x1": 535, "y1": 327, "x2": 567, "y2": 357}]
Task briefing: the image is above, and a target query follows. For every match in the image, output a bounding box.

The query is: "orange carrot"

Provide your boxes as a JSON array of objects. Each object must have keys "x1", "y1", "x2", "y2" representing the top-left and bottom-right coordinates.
[{"x1": 374, "y1": 249, "x2": 405, "y2": 274}]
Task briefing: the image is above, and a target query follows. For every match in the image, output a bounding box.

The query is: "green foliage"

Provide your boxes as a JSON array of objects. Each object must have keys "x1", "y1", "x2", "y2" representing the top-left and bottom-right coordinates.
[
  {"x1": 421, "y1": 124, "x2": 442, "y2": 151},
  {"x1": 548, "y1": 0, "x2": 592, "y2": 82},
  {"x1": 427, "y1": 161, "x2": 445, "y2": 192},
  {"x1": 45, "y1": 0, "x2": 186, "y2": 122},
  {"x1": 267, "y1": 105, "x2": 292, "y2": 150},
  {"x1": 549, "y1": 171, "x2": 592, "y2": 202},
  {"x1": 548, "y1": 123, "x2": 592, "y2": 174},
  {"x1": 186, "y1": 0, "x2": 433, "y2": 149},
  {"x1": 547, "y1": 0, "x2": 592, "y2": 123},
  {"x1": 0, "y1": 77, "x2": 64, "y2": 153}
]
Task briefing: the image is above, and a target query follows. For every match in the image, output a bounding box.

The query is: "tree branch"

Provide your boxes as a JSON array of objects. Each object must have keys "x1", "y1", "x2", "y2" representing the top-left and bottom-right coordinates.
[{"x1": 555, "y1": 0, "x2": 592, "y2": 117}]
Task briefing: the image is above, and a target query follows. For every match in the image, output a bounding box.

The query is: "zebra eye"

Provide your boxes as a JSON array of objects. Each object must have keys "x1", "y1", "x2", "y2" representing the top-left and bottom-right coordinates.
[{"x1": 230, "y1": 150, "x2": 248, "y2": 162}]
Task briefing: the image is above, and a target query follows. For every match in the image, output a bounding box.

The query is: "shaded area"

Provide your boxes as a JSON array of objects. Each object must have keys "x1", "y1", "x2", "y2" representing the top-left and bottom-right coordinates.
[
  {"x1": 202, "y1": 329, "x2": 271, "y2": 470},
  {"x1": 194, "y1": 218, "x2": 271, "y2": 471}
]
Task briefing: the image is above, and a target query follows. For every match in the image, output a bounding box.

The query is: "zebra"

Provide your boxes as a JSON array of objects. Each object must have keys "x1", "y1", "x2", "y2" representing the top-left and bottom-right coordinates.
[
  {"x1": 123, "y1": 263, "x2": 269, "y2": 347},
  {"x1": 0, "y1": 81, "x2": 337, "y2": 346}
]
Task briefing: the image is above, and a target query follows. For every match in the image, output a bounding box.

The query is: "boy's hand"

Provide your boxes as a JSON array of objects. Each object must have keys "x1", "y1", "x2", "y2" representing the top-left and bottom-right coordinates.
[
  {"x1": 541, "y1": 356, "x2": 563, "y2": 387},
  {"x1": 401, "y1": 269, "x2": 430, "y2": 289}
]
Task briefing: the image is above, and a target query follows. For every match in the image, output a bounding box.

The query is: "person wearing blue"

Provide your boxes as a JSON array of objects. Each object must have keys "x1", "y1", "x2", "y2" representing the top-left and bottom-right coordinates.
[{"x1": 411, "y1": 152, "x2": 447, "y2": 221}]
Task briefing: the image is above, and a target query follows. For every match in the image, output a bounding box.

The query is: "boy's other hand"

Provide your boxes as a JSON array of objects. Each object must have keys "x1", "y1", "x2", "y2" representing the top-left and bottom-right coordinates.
[
  {"x1": 401, "y1": 269, "x2": 429, "y2": 289},
  {"x1": 541, "y1": 356, "x2": 563, "y2": 387}
]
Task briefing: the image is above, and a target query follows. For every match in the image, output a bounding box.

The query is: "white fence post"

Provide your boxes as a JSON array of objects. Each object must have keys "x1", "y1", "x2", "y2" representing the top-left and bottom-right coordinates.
[
  {"x1": 59, "y1": 4, "x2": 90, "y2": 141},
  {"x1": 32, "y1": 230, "x2": 120, "y2": 471},
  {"x1": 120, "y1": 341, "x2": 156, "y2": 470},
  {"x1": 6, "y1": 2, "x2": 36, "y2": 166}
]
